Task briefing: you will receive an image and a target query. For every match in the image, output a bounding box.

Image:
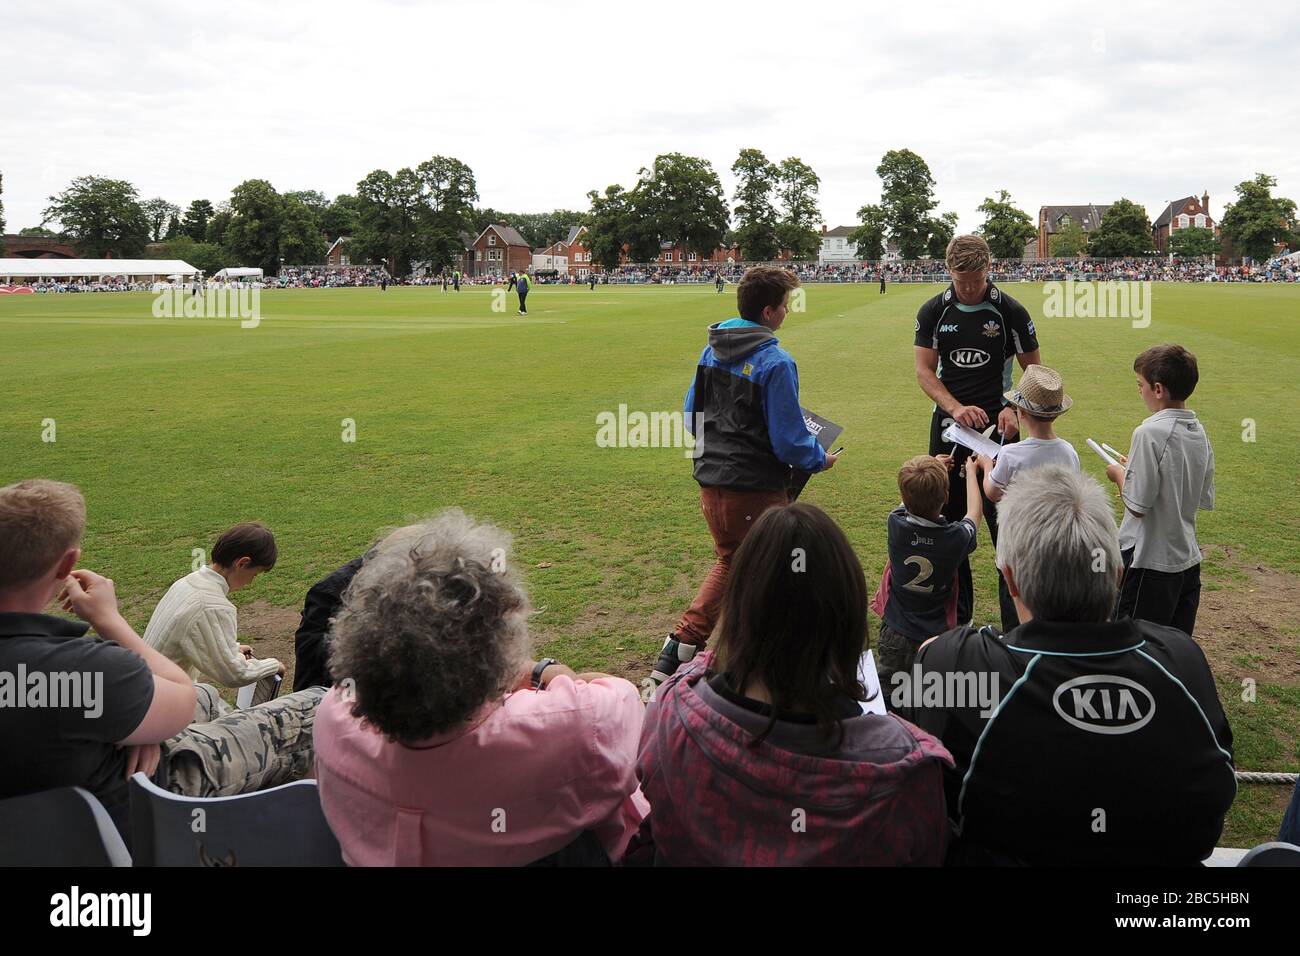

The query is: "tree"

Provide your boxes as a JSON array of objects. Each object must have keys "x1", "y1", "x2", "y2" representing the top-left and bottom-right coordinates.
[
  {"x1": 224, "y1": 179, "x2": 285, "y2": 272},
  {"x1": 43, "y1": 175, "x2": 149, "y2": 257},
  {"x1": 847, "y1": 204, "x2": 887, "y2": 260},
  {"x1": 164, "y1": 214, "x2": 182, "y2": 240},
  {"x1": 1170, "y1": 227, "x2": 1220, "y2": 259},
  {"x1": 1089, "y1": 199, "x2": 1154, "y2": 257},
  {"x1": 584, "y1": 185, "x2": 634, "y2": 271},
  {"x1": 925, "y1": 212, "x2": 959, "y2": 259},
  {"x1": 18, "y1": 226, "x2": 58, "y2": 237},
  {"x1": 876, "y1": 149, "x2": 940, "y2": 259},
  {"x1": 731, "y1": 148, "x2": 780, "y2": 261},
  {"x1": 1049, "y1": 217, "x2": 1088, "y2": 257},
  {"x1": 279, "y1": 192, "x2": 326, "y2": 265},
  {"x1": 182, "y1": 199, "x2": 215, "y2": 241},
  {"x1": 775, "y1": 157, "x2": 822, "y2": 260},
  {"x1": 977, "y1": 190, "x2": 1037, "y2": 259},
  {"x1": 321, "y1": 194, "x2": 361, "y2": 242},
  {"x1": 204, "y1": 203, "x2": 232, "y2": 247},
  {"x1": 1220, "y1": 174, "x2": 1297, "y2": 262},
  {"x1": 353, "y1": 169, "x2": 421, "y2": 275},
  {"x1": 147, "y1": 236, "x2": 227, "y2": 275},
  {"x1": 414, "y1": 155, "x2": 480, "y2": 272},
  {"x1": 142, "y1": 198, "x2": 181, "y2": 242},
  {"x1": 634, "y1": 153, "x2": 730, "y2": 257}
]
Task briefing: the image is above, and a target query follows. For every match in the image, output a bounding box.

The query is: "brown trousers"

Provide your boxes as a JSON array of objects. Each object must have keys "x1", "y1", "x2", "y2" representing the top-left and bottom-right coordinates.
[{"x1": 673, "y1": 485, "x2": 789, "y2": 646}]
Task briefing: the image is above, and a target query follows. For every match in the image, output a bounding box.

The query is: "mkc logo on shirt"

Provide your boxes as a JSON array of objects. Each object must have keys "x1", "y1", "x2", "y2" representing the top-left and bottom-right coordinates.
[
  {"x1": 948, "y1": 348, "x2": 990, "y2": 368},
  {"x1": 1052, "y1": 675, "x2": 1155, "y2": 734}
]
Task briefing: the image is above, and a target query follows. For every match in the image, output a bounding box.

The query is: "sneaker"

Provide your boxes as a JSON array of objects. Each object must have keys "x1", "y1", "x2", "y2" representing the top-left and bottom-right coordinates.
[{"x1": 641, "y1": 635, "x2": 698, "y2": 702}]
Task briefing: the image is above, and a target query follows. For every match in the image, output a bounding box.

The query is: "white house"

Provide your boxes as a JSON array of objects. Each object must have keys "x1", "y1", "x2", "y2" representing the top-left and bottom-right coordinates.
[
  {"x1": 532, "y1": 241, "x2": 569, "y2": 275},
  {"x1": 818, "y1": 225, "x2": 859, "y2": 266}
]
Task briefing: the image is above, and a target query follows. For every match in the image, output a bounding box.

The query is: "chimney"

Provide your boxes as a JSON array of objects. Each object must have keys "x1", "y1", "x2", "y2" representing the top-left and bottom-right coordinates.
[
  {"x1": 1202, "y1": 190, "x2": 1209, "y2": 212},
  {"x1": 821, "y1": 224, "x2": 827, "y2": 234}
]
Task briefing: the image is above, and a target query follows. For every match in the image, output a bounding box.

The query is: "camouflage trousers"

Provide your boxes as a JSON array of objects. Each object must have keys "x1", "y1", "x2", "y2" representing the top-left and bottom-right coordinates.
[{"x1": 159, "y1": 683, "x2": 326, "y2": 798}]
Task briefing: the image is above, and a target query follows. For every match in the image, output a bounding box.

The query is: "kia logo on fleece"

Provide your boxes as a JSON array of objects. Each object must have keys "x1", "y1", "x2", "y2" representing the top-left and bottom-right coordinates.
[
  {"x1": 1052, "y1": 675, "x2": 1155, "y2": 735},
  {"x1": 948, "y1": 348, "x2": 990, "y2": 368}
]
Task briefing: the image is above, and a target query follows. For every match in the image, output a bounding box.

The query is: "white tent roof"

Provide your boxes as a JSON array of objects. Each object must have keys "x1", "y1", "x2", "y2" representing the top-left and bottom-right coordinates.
[
  {"x1": 0, "y1": 258, "x2": 199, "y2": 278},
  {"x1": 215, "y1": 267, "x2": 263, "y2": 278}
]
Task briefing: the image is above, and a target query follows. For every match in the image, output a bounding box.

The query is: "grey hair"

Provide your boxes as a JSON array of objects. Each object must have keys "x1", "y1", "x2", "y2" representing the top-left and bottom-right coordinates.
[
  {"x1": 995, "y1": 466, "x2": 1120, "y2": 623},
  {"x1": 327, "y1": 508, "x2": 531, "y2": 743}
]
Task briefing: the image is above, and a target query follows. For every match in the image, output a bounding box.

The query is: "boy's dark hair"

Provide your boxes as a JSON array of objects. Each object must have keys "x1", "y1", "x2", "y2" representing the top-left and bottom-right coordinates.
[
  {"x1": 212, "y1": 522, "x2": 278, "y2": 570},
  {"x1": 737, "y1": 267, "x2": 800, "y2": 322},
  {"x1": 711, "y1": 503, "x2": 870, "y2": 747},
  {"x1": 899, "y1": 455, "x2": 949, "y2": 517},
  {"x1": 1134, "y1": 344, "x2": 1199, "y2": 400}
]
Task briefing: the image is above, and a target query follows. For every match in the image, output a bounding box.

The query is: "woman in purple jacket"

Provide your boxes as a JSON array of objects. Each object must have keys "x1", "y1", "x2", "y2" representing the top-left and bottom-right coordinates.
[{"x1": 632, "y1": 502, "x2": 953, "y2": 866}]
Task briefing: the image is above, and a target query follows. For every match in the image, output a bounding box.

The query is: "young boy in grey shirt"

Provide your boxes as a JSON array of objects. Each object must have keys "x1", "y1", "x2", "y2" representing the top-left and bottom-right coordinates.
[
  {"x1": 975, "y1": 364, "x2": 1079, "y2": 503},
  {"x1": 1106, "y1": 344, "x2": 1215, "y2": 636}
]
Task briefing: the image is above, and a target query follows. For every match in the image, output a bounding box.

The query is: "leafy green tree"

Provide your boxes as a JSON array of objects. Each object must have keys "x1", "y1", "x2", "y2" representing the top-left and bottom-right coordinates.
[
  {"x1": 18, "y1": 226, "x2": 58, "y2": 237},
  {"x1": 182, "y1": 199, "x2": 215, "y2": 241},
  {"x1": 774, "y1": 156, "x2": 822, "y2": 259},
  {"x1": 634, "y1": 153, "x2": 730, "y2": 257},
  {"x1": 1170, "y1": 227, "x2": 1220, "y2": 258},
  {"x1": 42, "y1": 175, "x2": 149, "y2": 257},
  {"x1": 413, "y1": 155, "x2": 479, "y2": 272},
  {"x1": 148, "y1": 236, "x2": 227, "y2": 275},
  {"x1": 731, "y1": 148, "x2": 780, "y2": 261},
  {"x1": 164, "y1": 214, "x2": 182, "y2": 240},
  {"x1": 142, "y1": 198, "x2": 181, "y2": 242},
  {"x1": 584, "y1": 185, "x2": 634, "y2": 271},
  {"x1": 321, "y1": 194, "x2": 361, "y2": 242},
  {"x1": 1220, "y1": 174, "x2": 1297, "y2": 262},
  {"x1": 279, "y1": 192, "x2": 326, "y2": 265},
  {"x1": 876, "y1": 149, "x2": 939, "y2": 259},
  {"x1": 977, "y1": 190, "x2": 1037, "y2": 259},
  {"x1": 224, "y1": 179, "x2": 285, "y2": 272},
  {"x1": 925, "y1": 212, "x2": 959, "y2": 259},
  {"x1": 353, "y1": 168, "x2": 420, "y2": 275},
  {"x1": 1049, "y1": 217, "x2": 1088, "y2": 256},
  {"x1": 1089, "y1": 199, "x2": 1154, "y2": 257},
  {"x1": 204, "y1": 203, "x2": 232, "y2": 247},
  {"x1": 847, "y1": 204, "x2": 887, "y2": 260}
]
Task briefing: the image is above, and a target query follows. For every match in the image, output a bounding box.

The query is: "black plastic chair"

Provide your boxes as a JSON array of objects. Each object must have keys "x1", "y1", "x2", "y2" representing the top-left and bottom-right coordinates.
[{"x1": 0, "y1": 787, "x2": 132, "y2": 866}]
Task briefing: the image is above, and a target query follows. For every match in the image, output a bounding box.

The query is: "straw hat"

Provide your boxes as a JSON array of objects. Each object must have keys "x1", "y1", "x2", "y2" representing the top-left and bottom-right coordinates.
[{"x1": 1004, "y1": 364, "x2": 1073, "y2": 418}]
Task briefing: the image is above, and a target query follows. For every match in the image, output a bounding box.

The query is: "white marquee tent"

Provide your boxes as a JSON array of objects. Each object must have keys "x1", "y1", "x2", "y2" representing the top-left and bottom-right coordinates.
[
  {"x1": 214, "y1": 267, "x2": 263, "y2": 279},
  {"x1": 0, "y1": 259, "x2": 199, "y2": 282}
]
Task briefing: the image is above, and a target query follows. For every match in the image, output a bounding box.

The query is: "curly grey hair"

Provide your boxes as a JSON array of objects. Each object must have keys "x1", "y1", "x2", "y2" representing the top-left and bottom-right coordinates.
[{"x1": 327, "y1": 509, "x2": 531, "y2": 743}]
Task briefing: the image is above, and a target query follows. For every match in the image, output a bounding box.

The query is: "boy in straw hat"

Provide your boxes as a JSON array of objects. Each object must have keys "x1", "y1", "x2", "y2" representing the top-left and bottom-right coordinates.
[{"x1": 974, "y1": 364, "x2": 1079, "y2": 503}]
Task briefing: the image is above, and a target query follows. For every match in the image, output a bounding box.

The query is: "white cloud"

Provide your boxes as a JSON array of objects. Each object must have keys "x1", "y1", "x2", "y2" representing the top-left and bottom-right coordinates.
[{"x1": 2, "y1": 0, "x2": 1296, "y2": 238}]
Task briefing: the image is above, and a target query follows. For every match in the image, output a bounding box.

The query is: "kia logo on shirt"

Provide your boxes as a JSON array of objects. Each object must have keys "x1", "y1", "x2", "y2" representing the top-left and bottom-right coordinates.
[
  {"x1": 948, "y1": 348, "x2": 990, "y2": 368},
  {"x1": 1052, "y1": 675, "x2": 1155, "y2": 734}
]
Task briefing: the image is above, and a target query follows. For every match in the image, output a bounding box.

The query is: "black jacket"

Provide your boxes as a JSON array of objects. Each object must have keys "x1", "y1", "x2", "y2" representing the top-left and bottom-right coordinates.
[
  {"x1": 292, "y1": 556, "x2": 364, "y2": 692},
  {"x1": 901, "y1": 617, "x2": 1235, "y2": 865}
]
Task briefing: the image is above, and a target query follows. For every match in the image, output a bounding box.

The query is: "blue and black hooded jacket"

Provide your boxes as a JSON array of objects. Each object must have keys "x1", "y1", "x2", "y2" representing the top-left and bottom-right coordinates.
[{"x1": 684, "y1": 318, "x2": 826, "y2": 492}]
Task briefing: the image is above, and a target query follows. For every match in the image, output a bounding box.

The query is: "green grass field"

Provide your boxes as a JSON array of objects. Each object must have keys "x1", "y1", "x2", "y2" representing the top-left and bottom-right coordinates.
[{"x1": 2, "y1": 281, "x2": 1297, "y2": 846}]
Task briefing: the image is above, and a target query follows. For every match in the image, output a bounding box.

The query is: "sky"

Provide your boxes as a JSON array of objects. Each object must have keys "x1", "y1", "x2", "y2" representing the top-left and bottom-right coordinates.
[{"x1": 2, "y1": 0, "x2": 1297, "y2": 237}]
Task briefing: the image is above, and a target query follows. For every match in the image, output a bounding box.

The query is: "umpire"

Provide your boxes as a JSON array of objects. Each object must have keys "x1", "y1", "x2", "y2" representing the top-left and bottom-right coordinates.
[{"x1": 913, "y1": 234, "x2": 1041, "y2": 631}]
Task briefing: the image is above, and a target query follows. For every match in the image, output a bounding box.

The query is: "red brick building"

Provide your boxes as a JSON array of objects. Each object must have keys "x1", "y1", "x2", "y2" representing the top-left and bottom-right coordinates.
[
  {"x1": 470, "y1": 223, "x2": 531, "y2": 277},
  {"x1": 1152, "y1": 192, "x2": 1217, "y2": 254},
  {"x1": 1036, "y1": 204, "x2": 1110, "y2": 258}
]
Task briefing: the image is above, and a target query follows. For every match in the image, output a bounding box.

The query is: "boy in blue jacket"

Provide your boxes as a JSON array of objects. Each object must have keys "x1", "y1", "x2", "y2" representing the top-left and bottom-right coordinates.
[{"x1": 645, "y1": 267, "x2": 837, "y2": 698}]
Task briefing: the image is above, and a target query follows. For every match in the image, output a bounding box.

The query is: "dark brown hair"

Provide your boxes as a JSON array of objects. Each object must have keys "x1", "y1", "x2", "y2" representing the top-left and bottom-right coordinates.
[
  {"x1": 212, "y1": 522, "x2": 278, "y2": 570},
  {"x1": 898, "y1": 455, "x2": 949, "y2": 516},
  {"x1": 736, "y1": 266, "x2": 800, "y2": 323},
  {"x1": 1134, "y1": 344, "x2": 1199, "y2": 401},
  {"x1": 711, "y1": 503, "x2": 870, "y2": 746}
]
